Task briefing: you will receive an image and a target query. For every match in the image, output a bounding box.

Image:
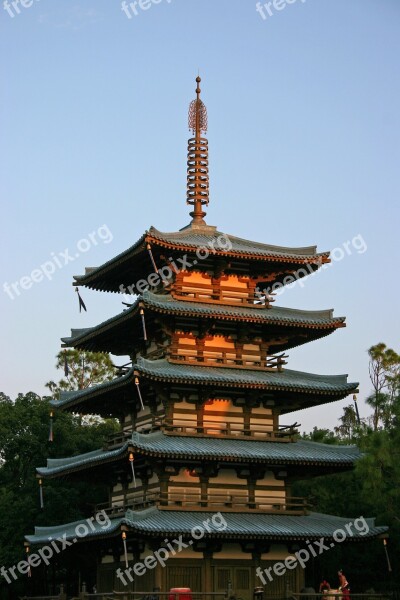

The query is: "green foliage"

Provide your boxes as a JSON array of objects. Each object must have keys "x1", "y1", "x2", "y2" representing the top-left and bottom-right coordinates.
[
  {"x1": 367, "y1": 343, "x2": 400, "y2": 430},
  {"x1": 295, "y1": 342, "x2": 400, "y2": 590},
  {"x1": 45, "y1": 349, "x2": 115, "y2": 398},
  {"x1": 1, "y1": 343, "x2": 399, "y2": 594},
  {"x1": 0, "y1": 391, "x2": 118, "y2": 594},
  {"x1": 301, "y1": 427, "x2": 337, "y2": 444}
]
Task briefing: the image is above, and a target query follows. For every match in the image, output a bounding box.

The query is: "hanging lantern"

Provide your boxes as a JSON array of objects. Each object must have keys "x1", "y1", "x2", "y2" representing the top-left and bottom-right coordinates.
[
  {"x1": 129, "y1": 452, "x2": 136, "y2": 488},
  {"x1": 38, "y1": 478, "x2": 44, "y2": 509},
  {"x1": 48, "y1": 411, "x2": 54, "y2": 442},
  {"x1": 122, "y1": 531, "x2": 129, "y2": 568},
  {"x1": 134, "y1": 377, "x2": 145, "y2": 411},
  {"x1": 140, "y1": 308, "x2": 147, "y2": 341},
  {"x1": 26, "y1": 545, "x2": 31, "y2": 578},
  {"x1": 146, "y1": 243, "x2": 158, "y2": 274},
  {"x1": 383, "y1": 538, "x2": 392, "y2": 572}
]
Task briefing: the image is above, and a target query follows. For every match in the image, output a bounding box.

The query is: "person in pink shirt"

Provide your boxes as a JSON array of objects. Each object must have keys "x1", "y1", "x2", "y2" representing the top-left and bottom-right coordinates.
[{"x1": 338, "y1": 570, "x2": 350, "y2": 598}]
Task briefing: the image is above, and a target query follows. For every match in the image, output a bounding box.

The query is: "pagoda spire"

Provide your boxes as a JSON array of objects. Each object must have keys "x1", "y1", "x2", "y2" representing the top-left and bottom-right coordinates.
[{"x1": 186, "y1": 75, "x2": 209, "y2": 225}]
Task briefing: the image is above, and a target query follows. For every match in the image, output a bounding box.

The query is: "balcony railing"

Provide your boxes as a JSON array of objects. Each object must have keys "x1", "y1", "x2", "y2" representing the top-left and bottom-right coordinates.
[
  {"x1": 161, "y1": 491, "x2": 307, "y2": 514},
  {"x1": 170, "y1": 280, "x2": 275, "y2": 309},
  {"x1": 162, "y1": 418, "x2": 299, "y2": 442},
  {"x1": 168, "y1": 348, "x2": 288, "y2": 372},
  {"x1": 103, "y1": 419, "x2": 299, "y2": 449},
  {"x1": 103, "y1": 418, "x2": 163, "y2": 449},
  {"x1": 95, "y1": 491, "x2": 308, "y2": 516}
]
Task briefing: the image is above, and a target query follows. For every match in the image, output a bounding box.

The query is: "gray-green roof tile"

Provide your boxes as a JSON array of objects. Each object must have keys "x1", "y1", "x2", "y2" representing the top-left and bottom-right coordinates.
[
  {"x1": 75, "y1": 225, "x2": 328, "y2": 283},
  {"x1": 51, "y1": 359, "x2": 358, "y2": 411},
  {"x1": 147, "y1": 226, "x2": 329, "y2": 259},
  {"x1": 63, "y1": 292, "x2": 344, "y2": 346},
  {"x1": 143, "y1": 291, "x2": 344, "y2": 325},
  {"x1": 37, "y1": 433, "x2": 361, "y2": 477},
  {"x1": 26, "y1": 507, "x2": 387, "y2": 546},
  {"x1": 74, "y1": 225, "x2": 329, "y2": 292},
  {"x1": 137, "y1": 359, "x2": 357, "y2": 393}
]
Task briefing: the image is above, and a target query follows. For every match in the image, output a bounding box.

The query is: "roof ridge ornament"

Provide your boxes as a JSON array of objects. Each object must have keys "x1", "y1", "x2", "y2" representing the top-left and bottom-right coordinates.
[{"x1": 186, "y1": 75, "x2": 209, "y2": 226}]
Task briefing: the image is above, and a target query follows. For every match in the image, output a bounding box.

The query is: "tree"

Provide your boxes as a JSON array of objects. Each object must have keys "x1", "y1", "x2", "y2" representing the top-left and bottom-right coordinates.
[
  {"x1": 0, "y1": 350, "x2": 119, "y2": 595},
  {"x1": 334, "y1": 404, "x2": 359, "y2": 441},
  {"x1": 301, "y1": 426, "x2": 337, "y2": 444},
  {"x1": 45, "y1": 349, "x2": 115, "y2": 398},
  {"x1": 0, "y1": 392, "x2": 119, "y2": 596},
  {"x1": 367, "y1": 343, "x2": 400, "y2": 430},
  {"x1": 295, "y1": 343, "x2": 400, "y2": 591}
]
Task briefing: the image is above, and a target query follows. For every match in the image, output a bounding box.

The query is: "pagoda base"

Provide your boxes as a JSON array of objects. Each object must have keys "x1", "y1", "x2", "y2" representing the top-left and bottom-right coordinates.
[{"x1": 98, "y1": 544, "x2": 304, "y2": 597}]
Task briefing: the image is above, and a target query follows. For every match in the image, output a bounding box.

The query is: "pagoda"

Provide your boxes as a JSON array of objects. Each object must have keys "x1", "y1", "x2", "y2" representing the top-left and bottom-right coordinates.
[{"x1": 27, "y1": 77, "x2": 387, "y2": 596}]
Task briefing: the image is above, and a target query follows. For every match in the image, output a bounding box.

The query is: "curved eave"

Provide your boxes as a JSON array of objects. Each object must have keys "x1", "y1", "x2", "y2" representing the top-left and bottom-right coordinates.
[
  {"x1": 36, "y1": 442, "x2": 131, "y2": 478},
  {"x1": 51, "y1": 367, "x2": 135, "y2": 412},
  {"x1": 73, "y1": 232, "x2": 147, "y2": 292},
  {"x1": 26, "y1": 516, "x2": 124, "y2": 546},
  {"x1": 26, "y1": 508, "x2": 388, "y2": 546},
  {"x1": 50, "y1": 361, "x2": 358, "y2": 415},
  {"x1": 122, "y1": 509, "x2": 388, "y2": 541},
  {"x1": 61, "y1": 293, "x2": 346, "y2": 355},
  {"x1": 61, "y1": 300, "x2": 140, "y2": 350},
  {"x1": 136, "y1": 359, "x2": 358, "y2": 396},
  {"x1": 73, "y1": 226, "x2": 330, "y2": 293},
  {"x1": 144, "y1": 293, "x2": 345, "y2": 328},
  {"x1": 146, "y1": 232, "x2": 330, "y2": 263},
  {"x1": 37, "y1": 435, "x2": 361, "y2": 479},
  {"x1": 51, "y1": 360, "x2": 358, "y2": 416}
]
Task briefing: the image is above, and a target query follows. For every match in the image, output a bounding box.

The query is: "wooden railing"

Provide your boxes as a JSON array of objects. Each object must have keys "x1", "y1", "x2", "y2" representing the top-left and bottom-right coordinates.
[
  {"x1": 95, "y1": 491, "x2": 308, "y2": 516},
  {"x1": 104, "y1": 430, "x2": 132, "y2": 450},
  {"x1": 171, "y1": 279, "x2": 275, "y2": 309},
  {"x1": 95, "y1": 491, "x2": 159, "y2": 516},
  {"x1": 162, "y1": 419, "x2": 299, "y2": 441},
  {"x1": 168, "y1": 347, "x2": 288, "y2": 371},
  {"x1": 161, "y1": 491, "x2": 307, "y2": 514},
  {"x1": 103, "y1": 420, "x2": 299, "y2": 449},
  {"x1": 104, "y1": 418, "x2": 164, "y2": 449}
]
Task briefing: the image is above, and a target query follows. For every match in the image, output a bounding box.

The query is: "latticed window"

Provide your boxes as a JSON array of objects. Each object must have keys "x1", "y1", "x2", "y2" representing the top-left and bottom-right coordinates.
[
  {"x1": 168, "y1": 566, "x2": 202, "y2": 591},
  {"x1": 217, "y1": 569, "x2": 231, "y2": 590},
  {"x1": 236, "y1": 569, "x2": 250, "y2": 590}
]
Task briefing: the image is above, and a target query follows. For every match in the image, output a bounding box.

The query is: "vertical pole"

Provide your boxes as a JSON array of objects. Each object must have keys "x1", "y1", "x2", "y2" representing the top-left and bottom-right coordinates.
[{"x1": 204, "y1": 552, "x2": 213, "y2": 596}]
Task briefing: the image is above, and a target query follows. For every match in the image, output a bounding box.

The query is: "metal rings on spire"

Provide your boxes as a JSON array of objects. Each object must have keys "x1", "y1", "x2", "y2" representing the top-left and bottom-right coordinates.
[{"x1": 186, "y1": 76, "x2": 209, "y2": 224}]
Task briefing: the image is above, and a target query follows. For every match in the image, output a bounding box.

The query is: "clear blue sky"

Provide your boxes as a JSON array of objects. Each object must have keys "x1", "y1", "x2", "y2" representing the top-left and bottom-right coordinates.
[{"x1": 1, "y1": 0, "x2": 399, "y2": 432}]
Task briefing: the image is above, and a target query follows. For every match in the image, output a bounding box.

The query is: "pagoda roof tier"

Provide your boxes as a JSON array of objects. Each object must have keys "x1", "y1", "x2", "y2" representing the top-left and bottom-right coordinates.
[
  {"x1": 51, "y1": 358, "x2": 358, "y2": 417},
  {"x1": 26, "y1": 507, "x2": 387, "y2": 545},
  {"x1": 37, "y1": 432, "x2": 361, "y2": 479},
  {"x1": 73, "y1": 224, "x2": 330, "y2": 293},
  {"x1": 62, "y1": 291, "x2": 345, "y2": 355}
]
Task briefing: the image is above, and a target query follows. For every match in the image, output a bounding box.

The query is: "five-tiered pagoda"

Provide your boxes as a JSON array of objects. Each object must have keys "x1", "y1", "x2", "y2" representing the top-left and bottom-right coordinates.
[{"x1": 27, "y1": 77, "x2": 387, "y2": 596}]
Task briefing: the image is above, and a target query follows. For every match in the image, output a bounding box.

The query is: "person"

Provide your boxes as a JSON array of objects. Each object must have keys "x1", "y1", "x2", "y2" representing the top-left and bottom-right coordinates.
[
  {"x1": 338, "y1": 570, "x2": 350, "y2": 598},
  {"x1": 319, "y1": 577, "x2": 331, "y2": 594}
]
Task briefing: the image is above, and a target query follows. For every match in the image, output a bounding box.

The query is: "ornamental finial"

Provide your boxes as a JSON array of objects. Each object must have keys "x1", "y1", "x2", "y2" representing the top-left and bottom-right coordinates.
[{"x1": 187, "y1": 75, "x2": 209, "y2": 225}]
